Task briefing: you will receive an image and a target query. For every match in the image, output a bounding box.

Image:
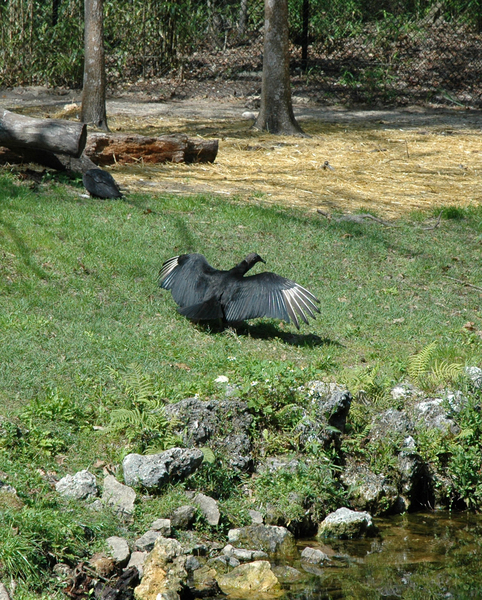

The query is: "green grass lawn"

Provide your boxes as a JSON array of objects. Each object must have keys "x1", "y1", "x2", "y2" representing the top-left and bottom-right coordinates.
[{"x1": 1, "y1": 171, "x2": 482, "y2": 595}]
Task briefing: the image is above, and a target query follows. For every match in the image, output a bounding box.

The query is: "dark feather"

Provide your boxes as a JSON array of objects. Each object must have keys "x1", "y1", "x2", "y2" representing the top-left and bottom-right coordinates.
[
  {"x1": 159, "y1": 253, "x2": 320, "y2": 329},
  {"x1": 83, "y1": 168, "x2": 123, "y2": 199}
]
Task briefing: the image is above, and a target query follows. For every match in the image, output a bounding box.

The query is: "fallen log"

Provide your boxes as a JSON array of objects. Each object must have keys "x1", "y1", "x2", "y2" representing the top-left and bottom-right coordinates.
[
  {"x1": 84, "y1": 133, "x2": 218, "y2": 165},
  {"x1": 0, "y1": 146, "x2": 97, "y2": 173},
  {"x1": 0, "y1": 109, "x2": 87, "y2": 158}
]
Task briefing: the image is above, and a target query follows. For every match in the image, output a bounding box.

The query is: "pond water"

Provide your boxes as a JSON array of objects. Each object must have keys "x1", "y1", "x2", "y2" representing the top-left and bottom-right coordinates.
[{"x1": 283, "y1": 512, "x2": 482, "y2": 599}]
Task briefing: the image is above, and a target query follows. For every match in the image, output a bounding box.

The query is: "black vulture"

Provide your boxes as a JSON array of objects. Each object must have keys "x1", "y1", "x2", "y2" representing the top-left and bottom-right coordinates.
[
  {"x1": 159, "y1": 253, "x2": 320, "y2": 329},
  {"x1": 82, "y1": 168, "x2": 123, "y2": 199}
]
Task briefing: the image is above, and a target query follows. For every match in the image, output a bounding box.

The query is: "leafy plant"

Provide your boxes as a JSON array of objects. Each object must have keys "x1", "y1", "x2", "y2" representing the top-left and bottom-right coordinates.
[
  {"x1": 108, "y1": 364, "x2": 180, "y2": 454},
  {"x1": 253, "y1": 457, "x2": 345, "y2": 525},
  {"x1": 408, "y1": 342, "x2": 463, "y2": 389}
]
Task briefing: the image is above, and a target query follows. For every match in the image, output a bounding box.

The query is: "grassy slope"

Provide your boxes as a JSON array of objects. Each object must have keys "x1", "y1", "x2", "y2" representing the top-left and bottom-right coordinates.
[{"x1": 1, "y1": 172, "x2": 482, "y2": 594}]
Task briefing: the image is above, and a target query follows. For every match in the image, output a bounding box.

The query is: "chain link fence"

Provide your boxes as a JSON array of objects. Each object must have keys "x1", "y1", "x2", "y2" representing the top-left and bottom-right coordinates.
[
  {"x1": 298, "y1": 1, "x2": 482, "y2": 107},
  {"x1": 0, "y1": 0, "x2": 481, "y2": 107}
]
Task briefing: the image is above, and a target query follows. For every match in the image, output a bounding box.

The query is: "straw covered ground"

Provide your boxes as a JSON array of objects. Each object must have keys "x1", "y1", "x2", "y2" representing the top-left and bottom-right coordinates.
[
  {"x1": 4, "y1": 87, "x2": 482, "y2": 218},
  {"x1": 106, "y1": 105, "x2": 482, "y2": 219}
]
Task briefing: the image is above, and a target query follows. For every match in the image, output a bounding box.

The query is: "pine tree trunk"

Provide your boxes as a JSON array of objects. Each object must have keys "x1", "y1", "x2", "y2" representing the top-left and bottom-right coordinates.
[
  {"x1": 81, "y1": 0, "x2": 109, "y2": 131},
  {"x1": 254, "y1": 0, "x2": 304, "y2": 135}
]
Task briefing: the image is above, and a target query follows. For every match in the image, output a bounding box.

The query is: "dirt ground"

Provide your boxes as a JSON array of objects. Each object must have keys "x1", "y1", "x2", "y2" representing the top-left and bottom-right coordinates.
[{"x1": 1, "y1": 84, "x2": 481, "y2": 218}]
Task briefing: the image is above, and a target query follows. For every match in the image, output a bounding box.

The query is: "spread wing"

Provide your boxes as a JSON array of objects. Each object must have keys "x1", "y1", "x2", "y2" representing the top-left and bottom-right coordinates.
[
  {"x1": 159, "y1": 254, "x2": 219, "y2": 309},
  {"x1": 223, "y1": 272, "x2": 320, "y2": 329}
]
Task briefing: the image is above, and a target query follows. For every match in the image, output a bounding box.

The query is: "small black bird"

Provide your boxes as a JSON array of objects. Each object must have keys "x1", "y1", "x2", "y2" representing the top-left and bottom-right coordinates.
[
  {"x1": 159, "y1": 253, "x2": 320, "y2": 329},
  {"x1": 82, "y1": 168, "x2": 123, "y2": 199}
]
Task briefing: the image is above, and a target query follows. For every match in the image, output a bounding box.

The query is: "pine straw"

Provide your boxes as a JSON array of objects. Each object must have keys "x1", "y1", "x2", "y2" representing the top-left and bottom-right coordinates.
[{"x1": 107, "y1": 114, "x2": 482, "y2": 218}]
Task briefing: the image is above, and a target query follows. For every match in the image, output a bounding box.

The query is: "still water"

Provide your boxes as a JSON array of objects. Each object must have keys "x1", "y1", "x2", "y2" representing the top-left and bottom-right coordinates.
[{"x1": 284, "y1": 512, "x2": 482, "y2": 599}]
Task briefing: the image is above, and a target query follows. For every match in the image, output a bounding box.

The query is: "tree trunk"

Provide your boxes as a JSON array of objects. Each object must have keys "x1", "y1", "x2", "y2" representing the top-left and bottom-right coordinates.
[
  {"x1": 238, "y1": 0, "x2": 248, "y2": 37},
  {"x1": 81, "y1": 0, "x2": 109, "y2": 131},
  {"x1": 254, "y1": 0, "x2": 304, "y2": 135},
  {"x1": 301, "y1": 0, "x2": 309, "y2": 70},
  {"x1": 0, "y1": 109, "x2": 87, "y2": 157}
]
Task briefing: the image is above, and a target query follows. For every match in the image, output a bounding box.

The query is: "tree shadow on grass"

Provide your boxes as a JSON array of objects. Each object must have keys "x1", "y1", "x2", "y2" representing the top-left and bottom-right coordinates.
[{"x1": 0, "y1": 217, "x2": 49, "y2": 280}]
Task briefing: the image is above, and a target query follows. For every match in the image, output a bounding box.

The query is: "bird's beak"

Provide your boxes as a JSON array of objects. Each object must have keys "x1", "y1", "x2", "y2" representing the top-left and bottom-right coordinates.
[{"x1": 260, "y1": 257, "x2": 266, "y2": 263}]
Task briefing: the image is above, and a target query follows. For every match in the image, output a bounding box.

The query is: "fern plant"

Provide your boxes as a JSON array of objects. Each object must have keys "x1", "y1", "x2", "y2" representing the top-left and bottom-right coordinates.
[
  {"x1": 408, "y1": 342, "x2": 463, "y2": 389},
  {"x1": 108, "y1": 364, "x2": 180, "y2": 454}
]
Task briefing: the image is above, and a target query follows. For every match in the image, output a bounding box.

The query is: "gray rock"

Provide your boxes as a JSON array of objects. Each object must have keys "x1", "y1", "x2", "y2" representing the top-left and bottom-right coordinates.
[
  {"x1": 228, "y1": 524, "x2": 297, "y2": 558},
  {"x1": 56, "y1": 469, "x2": 98, "y2": 500},
  {"x1": 342, "y1": 461, "x2": 400, "y2": 515},
  {"x1": 89, "y1": 499, "x2": 104, "y2": 511},
  {"x1": 412, "y1": 399, "x2": 459, "y2": 434},
  {"x1": 126, "y1": 551, "x2": 148, "y2": 578},
  {"x1": 223, "y1": 544, "x2": 268, "y2": 562},
  {"x1": 317, "y1": 507, "x2": 378, "y2": 539},
  {"x1": 171, "y1": 505, "x2": 196, "y2": 529},
  {"x1": 370, "y1": 409, "x2": 414, "y2": 443},
  {"x1": 397, "y1": 451, "x2": 432, "y2": 510},
  {"x1": 272, "y1": 565, "x2": 304, "y2": 582},
  {"x1": 293, "y1": 383, "x2": 352, "y2": 450},
  {"x1": 193, "y1": 493, "x2": 220, "y2": 526},
  {"x1": 102, "y1": 475, "x2": 136, "y2": 517},
  {"x1": 0, "y1": 482, "x2": 18, "y2": 496},
  {"x1": 106, "y1": 536, "x2": 130, "y2": 567},
  {"x1": 258, "y1": 457, "x2": 300, "y2": 474},
  {"x1": 301, "y1": 547, "x2": 330, "y2": 564},
  {"x1": 248, "y1": 509, "x2": 263, "y2": 524},
  {"x1": 152, "y1": 518, "x2": 172, "y2": 536},
  {"x1": 122, "y1": 448, "x2": 204, "y2": 490},
  {"x1": 391, "y1": 384, "x2": 419, "y2": 400},
  {"x1": 165, "y1": 398, "x2": 253, "y2": 471},
  {"x1": 185, "y1": 555, "x2": 201, "y2": 572},
  {"x1": 0, "y1": 583, "x2": 11, "y2": 600},
  {"x1": 136, "y1": 530, "x2": 162, "y2": 552},
  {"x1": 466, "y1": 366, "x2": 482, "y2": 388},
  {"x1": 53, "y1": 563, "x2": 73, "y2": 579}
]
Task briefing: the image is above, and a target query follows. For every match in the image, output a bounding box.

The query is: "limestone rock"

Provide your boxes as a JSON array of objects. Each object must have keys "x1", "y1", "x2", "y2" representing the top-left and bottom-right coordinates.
[
  {"x1": 193, "y1": 493, "x2": 220, "y2": 526},
  {"x1": 127, "y1": 551, "x2": 148, "y2": 578},
  {"x1": 412, "y1": 398, "x2": 459, "y2": 435},
  {"x1": 106, "y1": 536, "x2": 130, "y2": 567},
  {"x1": 466, "y1": 366, "x2": 482, "y2": 388},
  {"x1": 228, "y1": 524, "x2": 297, "y2": 558},
  {"x1": 223, "y1": 544, "x2": 268, "y2": 562},
  {"x1": 0, "y1": 583, "x2": 11, "y2": 600},
  {"x1": 293, "y1": 383, "x2": 352, "y2": 450},
  {"x1": 189, "y1": 564, "x2": 222, "y2": 597},
  {"x1": 272, "y1": 565, "x2": 304, "y2": 582},
  {"x1": 134, "y1": 536, "x2": 187, "y2": 600},
  {"x1": 151, "y1": 518, "x2": 172, "y2": 536},
  {"x1": 217, "y1": 560, "x2": 281, "y2": 596},
  {"x1": 102, "y1": 475, "x2": 136, "y2": 517},
  {"x1": 123, "y1": 448, "x2": 203, "y2": 490},
  {"x1": 369, "y1": 409, "x2": 414, "y2": 442},
  {"x1": 301, "y1": 546, "x2": 330, "y2": 564},
  {"x1": 342, "y1": 461, "x2": 400, "y2": 515},
  {"x1": 317, "y1": 507, "x2": 378, "y2": 539},
  {"x1": 165, "y1": 398, "x2": 253, "y2": 471},
  {"x1": 248, "y1": 509, "x2": 263, "y2": 524},
  {"x1": 170, "y1": 505, "x2": 196, "y2": 529},
  {"x1": 56, "y1": 469, "x2": 98, "y2": 500},
  {"x1": 135, "y1": 530, "x2": 162, "y2": 552}
]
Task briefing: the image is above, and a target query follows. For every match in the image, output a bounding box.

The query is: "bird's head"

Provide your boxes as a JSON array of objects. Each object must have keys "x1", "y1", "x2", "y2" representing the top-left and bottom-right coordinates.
[{"x1": 245, "y1": 253, "x2": 266, "y2": 268}]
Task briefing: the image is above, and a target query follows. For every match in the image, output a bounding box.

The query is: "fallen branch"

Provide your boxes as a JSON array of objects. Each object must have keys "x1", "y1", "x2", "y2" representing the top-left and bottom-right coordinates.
[
  {"x1": 420, "y1": 211, "x2": 442, "y2": 230},
  {"x1": 443, "y1": 275, "x2": 482, "y2": 292}
]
